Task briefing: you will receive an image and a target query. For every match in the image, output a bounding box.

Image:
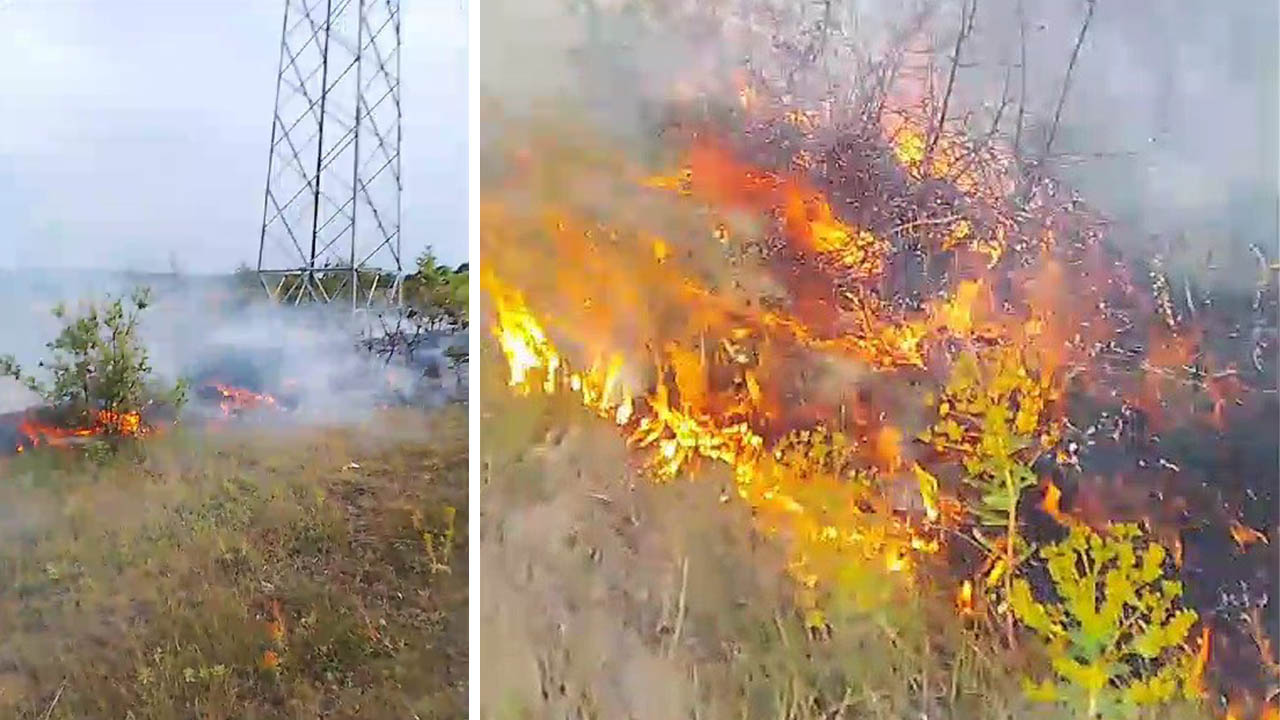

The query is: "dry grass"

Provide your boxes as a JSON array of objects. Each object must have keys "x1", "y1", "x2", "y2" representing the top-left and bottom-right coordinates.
[
  {"x1": 479, "y1": 358, "x2": 1211, "y2": 720},
  {"x1": 0, "y1": 406, "x2": 467, "y2": 719}
]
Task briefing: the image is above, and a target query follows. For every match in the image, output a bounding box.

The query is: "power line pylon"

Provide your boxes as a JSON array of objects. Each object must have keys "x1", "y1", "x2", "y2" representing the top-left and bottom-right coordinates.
[{"x1": 257, "y1": 0, "x2": 402, "y2": 308}]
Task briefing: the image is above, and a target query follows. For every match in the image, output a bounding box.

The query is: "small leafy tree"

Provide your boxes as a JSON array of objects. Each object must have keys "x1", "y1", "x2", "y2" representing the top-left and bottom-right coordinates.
[
  {"x1": 404, "y1": 249, "x2": 468, "y2": 330},
  {"x1": 0, "y1": 287, "x2": 186, "y2": 435},
  {"x1": 1010, "y1": 523, "x2": 1202, "y2": 719}
]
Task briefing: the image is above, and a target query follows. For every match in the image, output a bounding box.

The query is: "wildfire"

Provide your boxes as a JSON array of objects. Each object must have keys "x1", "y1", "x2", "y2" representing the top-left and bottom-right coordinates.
[
  {"x1": 485, "y1": 269, "x2": 942, "y2": 604},
  {"x1": 650, "y1": 142, "x2": 891, "y2": 280},
  {"x1": 13, "y1": 408, "x2": 147, "y2": 453},
  {"x1": 1041, "y1": 481, "x2": 1070, "y2": 525},
  {"x1": 208, "y1": 384, "x2": 279, "y2": 417},
  {"x1": 486, "y1": 275, "x2": 561, "y2": 394},
  {"x1": 483, "y1": 47, "x2": 1278, "y2": 704}
]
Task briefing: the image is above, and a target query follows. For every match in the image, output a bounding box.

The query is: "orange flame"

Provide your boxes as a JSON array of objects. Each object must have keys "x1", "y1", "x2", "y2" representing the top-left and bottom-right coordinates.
[
  {"x1": 657, "y1": 142, "x2": 891, "y2": 281},
  {"x1": 484, "y1": 270, "x2": 940, "y2": 599},
  {"x1": 1230, "y1": 522, "x2": 1268, "y2": 549},
  {"x1": 14, "y1": 408, "x2": 147, "y2": 452},
  {"x1": 259, "y1": 650, "x2": 280, "y2": 671},
  {"x1": 956, "y1": 579, "x2": 975, "y2": 616},
  {"x1": 211, "y1": 384, "x2": 278, "y2": 417},
  {"x1": 266, "y1": 599, "x2": 286, "y2": 646},
  {"x1": 1188, "y1": 626, "x2": 1211, "y2": 698},
  {"x1": 1041, "y1": 481, "x2": 1070, "y2": 525}
]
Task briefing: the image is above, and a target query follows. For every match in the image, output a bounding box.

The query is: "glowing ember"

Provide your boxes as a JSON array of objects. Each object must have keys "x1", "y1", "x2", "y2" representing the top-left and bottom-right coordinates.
[{"x1": 956, "y1": 579, "x2": 975, "y2": 616}]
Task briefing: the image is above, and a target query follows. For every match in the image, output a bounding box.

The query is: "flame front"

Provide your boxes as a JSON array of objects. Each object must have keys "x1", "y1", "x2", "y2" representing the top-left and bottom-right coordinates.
[
  {"x1": 485, "y1": 266, "x2": 941, "y2": 610},
  {"x1": 14, "y1": 408, "x2": 147, "y2": 452},
  {"x1": 208, "y1": 384, "x2": 279, "y2": 417}
]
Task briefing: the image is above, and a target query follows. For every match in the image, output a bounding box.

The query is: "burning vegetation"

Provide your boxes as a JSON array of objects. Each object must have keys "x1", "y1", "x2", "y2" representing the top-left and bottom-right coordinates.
[
  {"x1": 0, "y1": 270, "x2": 469, "y2": 454},
  {"x1": 8, "y1": 408, "x2": 148, "y2": 454},
  {"x1": 0, "y1": 288, "x2": 301, "y2": 455},
  {"x1": 203, "y1": 383, "x2": 281, "y2": 416},
  {"x1": 481, "y1": 4, "x2": 1277, "y2": 715},
  {"x1": 190, "y1": 367, "x2": 293, "y2": 419},
  {"x1": 1, "y1": 287, "x2": 182, "y2": 455}
]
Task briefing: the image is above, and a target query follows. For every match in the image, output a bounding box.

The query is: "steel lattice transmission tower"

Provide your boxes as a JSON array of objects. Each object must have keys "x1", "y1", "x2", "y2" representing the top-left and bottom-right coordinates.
[{"x1": 257, "y1": 0, "x2": 402, "y2": 307}]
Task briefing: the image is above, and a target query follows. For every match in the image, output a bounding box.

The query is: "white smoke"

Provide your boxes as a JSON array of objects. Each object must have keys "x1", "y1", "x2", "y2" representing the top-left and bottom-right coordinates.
[{"x1": 0, "y1": 268, "x2": 465, "y2": 420}]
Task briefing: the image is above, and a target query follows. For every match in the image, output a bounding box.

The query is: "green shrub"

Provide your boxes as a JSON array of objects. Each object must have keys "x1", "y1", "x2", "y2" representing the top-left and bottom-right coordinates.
[
  {"x1": 1010, "y1": 523, "x2": 1203, "y2": 719},
  {"x1": 0, "y1": 286, "x2": 186, "y2": 435},
  {"x1": 404, "y1": 249, "x2": 468, "y2": 330},
  {"x1": 919, "y1": 345, "x2": 1059, "y2": 638}
]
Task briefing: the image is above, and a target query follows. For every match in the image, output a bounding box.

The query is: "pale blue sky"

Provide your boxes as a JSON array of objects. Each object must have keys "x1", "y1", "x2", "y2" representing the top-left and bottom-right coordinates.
[{"x1": 0, "y1": 0, "x2": 467, "y2": 273}]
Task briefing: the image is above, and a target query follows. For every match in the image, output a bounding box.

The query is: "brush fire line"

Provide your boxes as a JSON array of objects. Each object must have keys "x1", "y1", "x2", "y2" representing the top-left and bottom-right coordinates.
[
  {"x1": 1, "y1": 349, "x2": 458, "y2": 455},
  {"x1": 194, "y1": 382, "x2": 286, "y2": 417},
  {"x1": 1, "y1": 407, "x2": 149, "y2": 455},
  {"x1": 483, "y1": 82, "x2": 1278, "y2": 708},
  {"x1": 0, "y1": 381, "x2": 298, "y2": 456}
]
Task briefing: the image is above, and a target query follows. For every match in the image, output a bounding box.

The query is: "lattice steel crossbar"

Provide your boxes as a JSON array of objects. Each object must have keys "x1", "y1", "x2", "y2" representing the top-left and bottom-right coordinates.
[{"x1": 257, "y1": 0, "x2": 402, "y2": 308}]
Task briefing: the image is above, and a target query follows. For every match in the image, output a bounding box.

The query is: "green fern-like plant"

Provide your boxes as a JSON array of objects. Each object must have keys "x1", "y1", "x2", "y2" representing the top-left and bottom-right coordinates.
[
  {"x1": 920, "y1": 345, "x2": 1059, "y2": 638},
  {"x1": 1010, "y1": 523, "x2": 1202, "y2": 719}
]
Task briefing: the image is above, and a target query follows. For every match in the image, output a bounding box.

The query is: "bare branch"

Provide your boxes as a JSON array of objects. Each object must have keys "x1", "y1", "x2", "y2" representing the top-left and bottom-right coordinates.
[
  {"x1": 862, "y1": 1, "x2": 940, "y2": 127},
  {"x1": 946, "y1": 58, "x2": 1013, "y2": 182},
  {"x1": 1013, "y1": 0, "x2": 1028, "y2": 162},
  {"x1": 927, "y1": 0, "x2": 977, "y2": 162},
  {"x1": 1044, "y1": 0, "x2": 1098, "y2": 158}
]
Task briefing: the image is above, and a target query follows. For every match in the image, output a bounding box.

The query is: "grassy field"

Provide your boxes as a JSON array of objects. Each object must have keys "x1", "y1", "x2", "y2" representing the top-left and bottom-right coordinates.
[
  {"x1": 478, "y1": 357, "x2": 1211, "y2": 720},
  {"x1": 0, "y1": 406, "x2": 467, "y2": 719}
]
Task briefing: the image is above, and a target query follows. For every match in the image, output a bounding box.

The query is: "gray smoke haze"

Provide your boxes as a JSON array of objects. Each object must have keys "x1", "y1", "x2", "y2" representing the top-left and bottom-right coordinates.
[
  {"x1": 0, "y1": 270, "x2": 465, "y2": 418},
  {"x1": 483, "y1": 0, "x2": 1277, "y2": 286},
  {"x1": 0, "y1": 0, "x2": 467, "y2": 273}
]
